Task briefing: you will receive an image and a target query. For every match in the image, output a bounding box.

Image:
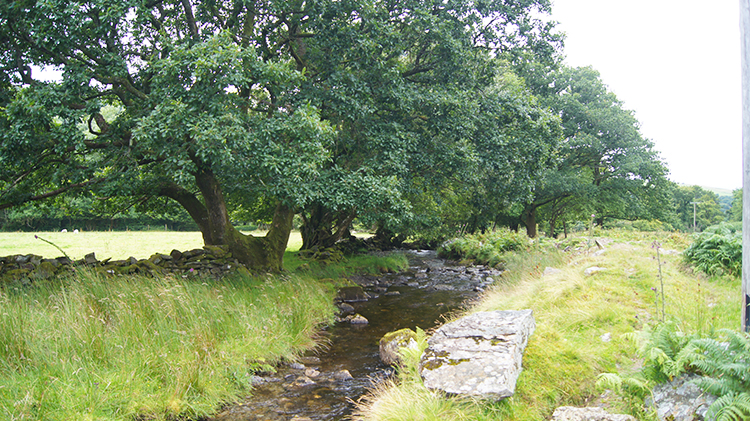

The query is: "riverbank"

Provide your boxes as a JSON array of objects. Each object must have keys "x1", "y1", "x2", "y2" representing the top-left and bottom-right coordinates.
[
  {"x1": 0, "y1": 239, "x2": 408, "y2": 421},
  {"x1": 352, "y1": 230, "x2": 740, "y2": 420}
]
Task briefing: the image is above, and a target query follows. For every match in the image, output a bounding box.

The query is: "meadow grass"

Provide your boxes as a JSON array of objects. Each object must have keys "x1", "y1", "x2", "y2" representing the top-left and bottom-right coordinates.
[{"x1": 352, "y1": 230, "x2": 740, "y2": 420}]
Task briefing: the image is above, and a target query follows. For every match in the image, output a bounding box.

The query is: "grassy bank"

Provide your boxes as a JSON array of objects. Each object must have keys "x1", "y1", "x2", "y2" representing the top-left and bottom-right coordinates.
[
  {"x1": 0, "y1": 231, "x2": 407, "y2": 421},
  {"x1": 1, "y1": 269, "x2": 337, "y2": 420},
  {"x1": 353, "y1": 230, "x2": 740, "y2": 420}
]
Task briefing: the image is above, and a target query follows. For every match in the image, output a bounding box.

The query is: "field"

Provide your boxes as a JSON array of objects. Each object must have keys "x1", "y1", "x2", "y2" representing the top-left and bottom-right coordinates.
[{"x1": 0, "y1": 230, "x2": 305, "y2": 260}]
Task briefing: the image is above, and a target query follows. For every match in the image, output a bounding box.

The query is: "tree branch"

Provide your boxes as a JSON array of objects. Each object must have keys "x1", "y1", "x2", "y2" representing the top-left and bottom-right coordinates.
[
  {"x1": 181, "y1": 0, "x2": 200, "y2": 40},
  {"x1": 0, "y1": 178, "x2": 106, "y2": 211}
]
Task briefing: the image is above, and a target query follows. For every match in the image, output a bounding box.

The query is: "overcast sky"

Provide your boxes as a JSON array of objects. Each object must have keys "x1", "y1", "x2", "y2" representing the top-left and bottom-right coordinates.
[{"x1": 550, "y1": 0, "x2": 742, "y2": 190}]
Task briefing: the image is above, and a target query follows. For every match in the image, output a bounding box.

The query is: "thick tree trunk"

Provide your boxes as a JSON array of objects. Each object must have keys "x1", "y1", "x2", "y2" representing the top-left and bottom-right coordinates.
[
  {"x1": 159, "y1": 170, "x2": 293, "y2": 272},
  {"x1": 548, "y1": 218, "x2": 557, "y2": 238}
]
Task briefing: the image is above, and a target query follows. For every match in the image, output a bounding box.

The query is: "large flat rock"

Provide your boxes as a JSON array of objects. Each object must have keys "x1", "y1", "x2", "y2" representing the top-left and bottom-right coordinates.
[{"x1": 419, "y1": 309, "x2": 535, "y2": 399}]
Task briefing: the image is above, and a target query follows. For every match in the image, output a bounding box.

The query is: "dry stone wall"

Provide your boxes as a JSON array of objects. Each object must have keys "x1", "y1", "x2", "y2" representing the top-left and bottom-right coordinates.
[{"x1": 0, "y1": 245, "x2": 251, "y2": 282}]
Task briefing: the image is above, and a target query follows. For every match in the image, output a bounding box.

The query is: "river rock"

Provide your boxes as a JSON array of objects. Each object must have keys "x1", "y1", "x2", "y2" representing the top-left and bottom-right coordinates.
[
  {"x1": 333, "y1": 370, "x2": 353, "y2": 381},
  {"x1": 289, "y1": 362, "x2": 306, "y2": 370},
  {"x1": 380, "y1": 328, "x2": 419, "y2": 365},
  {"x1": 551, "y1": 406, "x2": 635, "y2": 421},
  {"x1": 645, "y1": 374, "x2": 716, "y2": 421},
  {"x1": 337, "y1": 286, "x2": 370, "y2": 303},
  {"x1": 348, "y1": 314, "x2": 369, "y2": 324},
  {"x1": 337, "y1": 302, "x2": 355, "y2": 315},
  {"x1": 419, "y1": 309, "x2": 535, "y2": 399},
  {"x1": 292, "y1": 376, "x2": 316, "y2": 387}
]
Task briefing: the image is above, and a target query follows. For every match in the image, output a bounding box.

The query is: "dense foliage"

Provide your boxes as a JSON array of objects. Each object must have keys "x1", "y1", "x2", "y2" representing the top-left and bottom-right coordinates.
[
  {"x1": 0, "y1": 0, "x2": 725, "y2": 266},
  {"x1": 0, "y1": 0, "x2": 563, "y2": 268},
  {"x1": 683, "y1": 222, "x2": 742, "y2": 277},
  {"x1": 437, "y1": 229, "x2": 530, "y2": 267}
]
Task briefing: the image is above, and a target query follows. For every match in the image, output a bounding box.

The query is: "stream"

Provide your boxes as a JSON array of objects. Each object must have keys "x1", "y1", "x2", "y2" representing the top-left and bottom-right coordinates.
[{"x1": 210, "y1": 250, "x2": 502, "y2": 421}]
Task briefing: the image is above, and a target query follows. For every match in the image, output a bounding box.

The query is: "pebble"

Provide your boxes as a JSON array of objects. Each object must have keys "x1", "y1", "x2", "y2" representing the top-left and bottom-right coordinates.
[{"x1": 333, "y1": 370, "x2": 353, "y2": 381}]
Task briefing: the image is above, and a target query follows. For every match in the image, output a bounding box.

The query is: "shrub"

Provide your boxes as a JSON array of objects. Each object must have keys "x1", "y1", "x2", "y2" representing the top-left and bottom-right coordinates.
[
  {"x1": 437, "y1": 229, "x2": 528, "y2": 268},
  {"x1": 683, "y1": 223, "x2": 742, "y2": 276}
]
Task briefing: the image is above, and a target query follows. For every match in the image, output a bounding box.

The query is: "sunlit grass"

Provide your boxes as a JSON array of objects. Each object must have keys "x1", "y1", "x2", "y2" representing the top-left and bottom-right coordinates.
[
  {"x1": 0, "y1": 230, "x2": 306, "y2": 260},
  {"x1": 353, "y1": 230, "x2": 740, "y2": 420}
]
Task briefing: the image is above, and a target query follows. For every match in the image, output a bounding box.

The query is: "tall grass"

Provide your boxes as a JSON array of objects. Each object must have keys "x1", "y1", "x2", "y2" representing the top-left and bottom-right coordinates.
[{"x1": 0, "y1": 268, "x2": 336, "y2": 420}]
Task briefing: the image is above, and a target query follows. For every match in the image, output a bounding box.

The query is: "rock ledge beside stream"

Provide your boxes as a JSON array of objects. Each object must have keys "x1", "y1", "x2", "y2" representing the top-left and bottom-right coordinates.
[{"x1": 419, "y1": 309, "x2": 535, "y2": 399}]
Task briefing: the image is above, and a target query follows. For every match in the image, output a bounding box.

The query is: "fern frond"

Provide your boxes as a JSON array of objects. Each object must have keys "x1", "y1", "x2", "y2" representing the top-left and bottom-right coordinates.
[
  {"x1": 596, "y1": 372, "x2": 650, "y2": 396},
  {"x1": 707, "y1": 392, "x2": 750, "y2": 421},
  {"x1": 596, "y1": 373, "x2": 623, "y2": 392},
  {"x1": 695, "y1": 376, "x2": 742, "y2": 398}
]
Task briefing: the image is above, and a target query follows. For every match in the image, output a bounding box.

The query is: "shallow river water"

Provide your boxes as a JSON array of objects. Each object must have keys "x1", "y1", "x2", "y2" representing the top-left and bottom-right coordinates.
[{"x1": 210, "y1": 250, "x2": 501, "y2": 421}]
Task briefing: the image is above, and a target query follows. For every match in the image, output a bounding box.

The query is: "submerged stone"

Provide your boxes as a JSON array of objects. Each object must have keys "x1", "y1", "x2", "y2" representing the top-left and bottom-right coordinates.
[
  {"x1": 419, "y1": 309, "x2": 535, "y2": 400},
  {"x1": 337, "y1": 286, "x2": 370, "y2": 303}
]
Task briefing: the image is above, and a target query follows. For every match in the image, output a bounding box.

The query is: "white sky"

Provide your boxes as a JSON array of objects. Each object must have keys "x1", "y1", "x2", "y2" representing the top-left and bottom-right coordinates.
[{"x1": 550, "y1": 0, "x2": 742, "y2": 190}]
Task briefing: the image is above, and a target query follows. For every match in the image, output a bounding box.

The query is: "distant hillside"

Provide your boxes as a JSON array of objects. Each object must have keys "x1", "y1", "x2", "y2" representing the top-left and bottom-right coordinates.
[{"x1": 702, "y1": 186, "x2": 734, "y2": 197}]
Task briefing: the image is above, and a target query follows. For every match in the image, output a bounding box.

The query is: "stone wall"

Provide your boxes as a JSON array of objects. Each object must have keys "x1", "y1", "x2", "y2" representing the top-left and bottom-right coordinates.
[{"x1": 0, "y1": 245, "x2": 251, "y2": 282}]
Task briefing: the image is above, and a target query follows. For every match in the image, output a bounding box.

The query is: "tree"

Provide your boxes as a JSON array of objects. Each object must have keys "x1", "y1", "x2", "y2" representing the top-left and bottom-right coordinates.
[
  {"x1": 672, "y1": 186, "x2": 725, "y2": 231},
  {"x1": 729, "y1": 188, "x2": 743, "y2": 222},
  {"x1": 521, "y1": 66, "x2": 671, "y2": 237},
  {"x1": 0, "y1": 0, "x2": 559, "y2": 269},
  {"x1": 289, "y1": 0, "x2": 562, "y2": 249}
]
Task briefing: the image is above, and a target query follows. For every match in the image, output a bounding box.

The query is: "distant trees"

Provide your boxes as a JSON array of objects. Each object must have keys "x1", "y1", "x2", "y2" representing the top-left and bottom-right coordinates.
[
  {"x1": 673, "y1": 186, "x2": 725, "y2": 231},
  {"x1": 728, "y1": 189, "x2": 742, "y2": 222}
]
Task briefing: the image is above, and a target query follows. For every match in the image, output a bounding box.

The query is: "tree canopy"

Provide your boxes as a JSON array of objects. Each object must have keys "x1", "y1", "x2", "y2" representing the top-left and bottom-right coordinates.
[
  {"x1": 0, "y1": 0, "x2": 561, "y2": 269},
  {"x1": 519, "y1": 66, "x2": 672, "y2": 237}
]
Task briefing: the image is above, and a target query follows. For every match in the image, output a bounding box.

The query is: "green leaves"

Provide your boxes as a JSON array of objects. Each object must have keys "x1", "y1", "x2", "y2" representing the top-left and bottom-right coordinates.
[{"x1": 683, "y1": 223, "x2": 742, "y2": 277}]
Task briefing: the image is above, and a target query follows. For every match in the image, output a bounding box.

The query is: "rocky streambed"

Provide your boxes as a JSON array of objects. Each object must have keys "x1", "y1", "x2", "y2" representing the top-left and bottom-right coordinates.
[{"x1": 210, "y1": 250, "x2": 502, "y2": 421}]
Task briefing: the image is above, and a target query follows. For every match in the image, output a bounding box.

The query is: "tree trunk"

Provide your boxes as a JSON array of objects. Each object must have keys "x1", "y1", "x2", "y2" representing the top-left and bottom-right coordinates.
[
  {"x1": 548, "y1": 217, "x2": 557, "y2": 239},
  {"x1": 372, "y1": 222, "x2": 405, "y2": 249},
  {"x1": 300, "y1": 203, "x2": 356, "y2": 250},
  {"x1": 523, "y1": 206, "x2": 538, "y2": 238},
  {"x1": 159, "y1": 170, "x2": 293, "y2": 272}
]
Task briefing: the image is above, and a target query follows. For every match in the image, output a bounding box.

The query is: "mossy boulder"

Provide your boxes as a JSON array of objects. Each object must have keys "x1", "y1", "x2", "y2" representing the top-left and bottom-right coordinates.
[{"x1": 380, "y1": 328, "x2": 419, "y2": 365}]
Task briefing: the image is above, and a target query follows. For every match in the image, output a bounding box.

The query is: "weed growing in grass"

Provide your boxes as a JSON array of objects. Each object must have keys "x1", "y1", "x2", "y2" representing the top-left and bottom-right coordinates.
[
  {"x1": 34, "y1": 234, "x2": 71, "y2": 260},
  {"x1": 652, "y1": 240, "x2": 665, "y2": 322}
]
